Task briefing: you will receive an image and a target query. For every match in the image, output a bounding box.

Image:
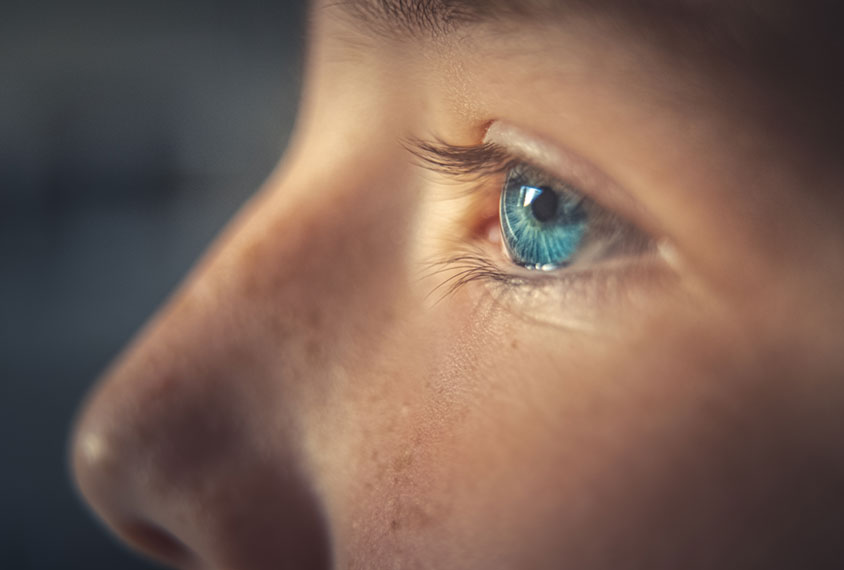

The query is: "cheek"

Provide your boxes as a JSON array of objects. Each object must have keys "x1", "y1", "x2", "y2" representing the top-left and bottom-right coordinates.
[
  {"x1": 313, "y1": 281, "x2": 842, "y2": 568},
  {"x1": 213, "y1": 149, "x2": 843, "y2": 568}
]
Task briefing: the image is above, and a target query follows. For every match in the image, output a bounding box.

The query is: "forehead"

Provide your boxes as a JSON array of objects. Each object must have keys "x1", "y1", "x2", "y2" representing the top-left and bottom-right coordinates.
[
  {"x1": 343, "y1": 0, "x2": 792, "y2": 34},
  {"x1": 329, "y1": 0, "x2": 843, "y2": 157},
  {"x1": 337, "y1": 0, "x2": 834, "y2": 63}
]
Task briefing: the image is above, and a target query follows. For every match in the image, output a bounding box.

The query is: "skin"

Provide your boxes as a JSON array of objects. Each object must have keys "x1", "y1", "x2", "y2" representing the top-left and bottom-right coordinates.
[{"x1": 71, "y1": 1, "x2": 844, "y2": 569}]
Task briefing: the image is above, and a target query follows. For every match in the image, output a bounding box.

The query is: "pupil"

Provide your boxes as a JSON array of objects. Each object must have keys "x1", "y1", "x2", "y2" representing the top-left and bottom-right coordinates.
[{"x1": 529, "y1": 187, "x2": 558, "y2": 223}]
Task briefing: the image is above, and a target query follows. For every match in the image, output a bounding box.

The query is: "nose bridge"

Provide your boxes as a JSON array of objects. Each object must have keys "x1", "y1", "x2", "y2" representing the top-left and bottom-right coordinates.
[{"x1": 70, "y1": 157, "x2": 412, "y2": 568}]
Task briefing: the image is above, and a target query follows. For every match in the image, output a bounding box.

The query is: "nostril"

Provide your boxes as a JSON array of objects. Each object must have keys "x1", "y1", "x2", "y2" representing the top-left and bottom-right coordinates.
[{"x1": 122, "y1": 520, "x2": 194, "y2": 567}]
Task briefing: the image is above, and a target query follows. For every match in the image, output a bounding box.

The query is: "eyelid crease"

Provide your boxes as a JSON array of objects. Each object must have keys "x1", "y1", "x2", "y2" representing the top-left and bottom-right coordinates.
[
  {"x1": 405, "y1": 128, "x2": 646, "y2": 232},
  {"x1": 405, "y1": 131, "x2": 659, "y2": 259},
  {"x1": 405, "y1": 131, "x2": 658, "y2": 244}
]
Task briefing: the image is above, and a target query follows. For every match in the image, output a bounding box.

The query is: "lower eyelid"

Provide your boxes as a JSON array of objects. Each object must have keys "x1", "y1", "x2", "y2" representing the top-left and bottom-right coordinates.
[
  {"x1": 504, "y1": 260, "x2": 674, "y2": 331},
  {"x1": 438, "y1": 237, "x2": 673, "y2": 331}
]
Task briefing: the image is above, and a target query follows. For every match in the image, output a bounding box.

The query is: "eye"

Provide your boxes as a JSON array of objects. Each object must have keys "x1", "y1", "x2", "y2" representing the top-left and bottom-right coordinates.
[
  {"x1": 498, "y1": 163, "x2": 651, "y2": 271},
  {"x1": 500, "y1": 164, "x2": 587, "y2": 270},
  {"x1": 406, "y1": 128, "x2": 659, "y2": 300}
]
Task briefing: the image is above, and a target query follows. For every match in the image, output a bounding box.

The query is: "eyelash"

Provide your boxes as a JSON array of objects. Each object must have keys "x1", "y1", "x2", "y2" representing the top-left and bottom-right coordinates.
[{"x1": 406, "y1": 139, "x2": 517, "y2": 180}]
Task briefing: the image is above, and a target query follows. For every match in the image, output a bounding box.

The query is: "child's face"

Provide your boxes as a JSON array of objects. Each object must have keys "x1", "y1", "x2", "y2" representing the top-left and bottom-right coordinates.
[{"x1": 71, "y1": 1, "x2": 844, "y2": 568}]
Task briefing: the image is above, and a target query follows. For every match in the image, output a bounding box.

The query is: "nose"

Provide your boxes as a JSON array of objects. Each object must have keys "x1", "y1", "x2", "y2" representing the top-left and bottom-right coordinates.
[{"x1": 68, "y1": 181, "x2": 346, "y2": 569}]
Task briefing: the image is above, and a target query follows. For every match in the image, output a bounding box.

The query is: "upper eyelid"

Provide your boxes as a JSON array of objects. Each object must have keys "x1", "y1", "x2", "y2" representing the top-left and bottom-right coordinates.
[
  {"x1": 482, "y1": 122, "x2": 663, "y2": 238},
  {"x1": 404, "y1": 134, "x2": 604, "y2": 206},
  {"x1": 406, "y1": 128, "x2": 670, "y2": 271},
  {"x1": 404, "y1": 137, "x2": 608, "y2": 221}
]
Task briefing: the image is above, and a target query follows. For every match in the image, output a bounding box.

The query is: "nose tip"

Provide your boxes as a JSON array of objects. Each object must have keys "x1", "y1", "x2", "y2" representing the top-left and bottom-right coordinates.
[
  {"x1": 71, "y1": 369, "x2": 332, "y2": 570},
  {"x1": 73, "y1": 432, "x2": 184, "y2": 560},
  {"x1": 70, "y1": 323, "x2": 333, "y2": 570},
  {"x1": 70, "y1": 372, "x2": 201, "y2": 568}
]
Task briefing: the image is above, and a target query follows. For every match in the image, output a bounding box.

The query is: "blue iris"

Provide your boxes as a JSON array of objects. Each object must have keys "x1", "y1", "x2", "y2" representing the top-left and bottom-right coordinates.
[{"x1": 500, "y1": 167, "x2": 588, "y2": 269}]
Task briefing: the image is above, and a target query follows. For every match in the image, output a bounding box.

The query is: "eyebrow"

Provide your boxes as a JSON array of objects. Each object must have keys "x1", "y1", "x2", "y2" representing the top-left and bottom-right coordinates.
[
  {"x1": 334, "y1": 0, "x2": 830, "y2": 68},
  {"x1": 332, "y1": 0, "x2": 788, "y2": 79},
  {"x1": 339, "y1": 0, "x2": 582, "y2": 38},
  {"x1": 334, "y1": 0, "x2": 843, "y2": 113},
  {"x1": 337, "y1": 0, "x2": 738, "y2": 41}
]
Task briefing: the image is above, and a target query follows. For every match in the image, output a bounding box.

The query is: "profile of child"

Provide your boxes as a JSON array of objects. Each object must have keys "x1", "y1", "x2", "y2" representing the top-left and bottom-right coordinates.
[{"x1": 71, "y1": 1, "x2": 844, "y2": 568}]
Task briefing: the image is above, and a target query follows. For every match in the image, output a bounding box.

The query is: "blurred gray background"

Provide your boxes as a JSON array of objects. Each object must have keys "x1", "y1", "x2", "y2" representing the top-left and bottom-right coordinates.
[{"x1": 1, "y1": 0, "x2": 306, "y2": 567}]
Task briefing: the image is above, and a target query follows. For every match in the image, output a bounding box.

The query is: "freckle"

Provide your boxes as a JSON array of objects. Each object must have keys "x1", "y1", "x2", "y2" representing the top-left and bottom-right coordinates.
[
  {"x1": 392, "y1": 451, "x2": 414, "y2": 471},
  {"x1": 403, "y1": 504, "x2": 434, "y2": 529},
  {"x1": 308, "y1": 309, "x2": 322, "y2": 328},
  {"x1": 305, "y1": 339, "x2": 320, "y2": 360},
  {"x1": 239, "y1": 238, "x2": 263, "y2": 269}
]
